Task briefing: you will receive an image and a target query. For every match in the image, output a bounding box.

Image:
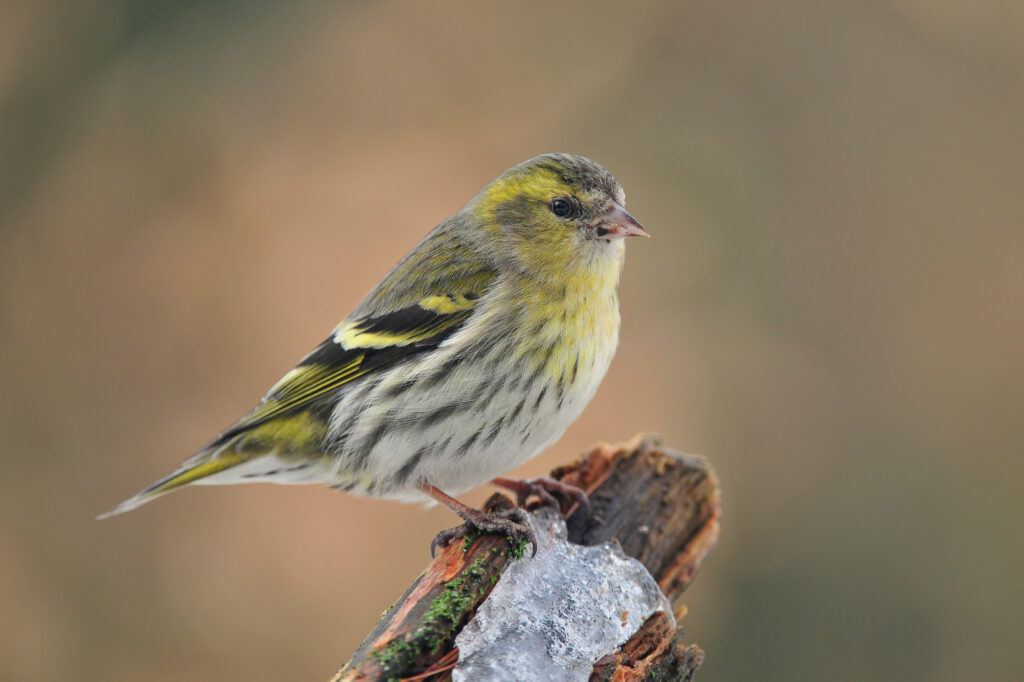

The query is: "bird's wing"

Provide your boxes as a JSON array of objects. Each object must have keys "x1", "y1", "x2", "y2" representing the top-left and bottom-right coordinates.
[
  {"x1": 203, "y1": 265, "x2": 496, "y2": 452},
  {"x1": 100, "y1": 277, "x2": 496, "y2": 518},
  {"x1": 98, "y1": 222, "x2": 500, "y2": 518}
]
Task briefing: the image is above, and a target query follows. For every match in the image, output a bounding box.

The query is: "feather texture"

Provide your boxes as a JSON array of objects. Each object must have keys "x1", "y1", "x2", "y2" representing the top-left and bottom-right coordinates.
[{"x1": 100, "y1": 153, "x2": 643, "y2": 517}]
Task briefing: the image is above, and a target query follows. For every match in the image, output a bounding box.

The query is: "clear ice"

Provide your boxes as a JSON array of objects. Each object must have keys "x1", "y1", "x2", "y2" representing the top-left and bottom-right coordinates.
[{"x1": 453, "y1": 507, "x2": 674, "y2": 682}]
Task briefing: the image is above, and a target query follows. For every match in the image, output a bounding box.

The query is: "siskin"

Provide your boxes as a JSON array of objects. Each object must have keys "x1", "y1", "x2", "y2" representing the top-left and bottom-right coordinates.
[{"x1": 100, "y1": 153, "x2": 648, "y2": 552}]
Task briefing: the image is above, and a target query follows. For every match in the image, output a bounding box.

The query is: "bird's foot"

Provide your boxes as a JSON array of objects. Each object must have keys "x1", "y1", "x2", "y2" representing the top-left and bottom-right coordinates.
[
  {"x1": 430, "y1": 505, "x2": 535, "y2": 558},
  {"x1": 492, "y1": 476, "x2": 591, "y2": 516}
]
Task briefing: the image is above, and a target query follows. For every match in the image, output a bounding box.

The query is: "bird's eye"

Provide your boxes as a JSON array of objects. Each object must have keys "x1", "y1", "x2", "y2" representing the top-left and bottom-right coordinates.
[{"x1": 550, "y1": 198, "x2": 573, "y2": 218}]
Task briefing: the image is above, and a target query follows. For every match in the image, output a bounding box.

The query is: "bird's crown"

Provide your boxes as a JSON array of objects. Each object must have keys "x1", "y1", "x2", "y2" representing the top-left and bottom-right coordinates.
[{"x1": 477, "y1": 153, "x2": 625, "y2": 215}]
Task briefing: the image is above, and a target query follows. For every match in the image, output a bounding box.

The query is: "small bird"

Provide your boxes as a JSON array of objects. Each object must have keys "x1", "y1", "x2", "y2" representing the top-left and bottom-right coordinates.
[{"x1": 100, "y1": 153, "x2": 647, "y2": 552}]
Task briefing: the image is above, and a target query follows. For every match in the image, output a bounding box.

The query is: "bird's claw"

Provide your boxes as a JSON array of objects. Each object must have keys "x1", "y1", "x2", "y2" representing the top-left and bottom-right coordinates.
[
  {"x1": 493, "y1": 476, "x2": 591, "y2": 516},
  {"x1": 430, "y1": 506, "x2": 536, "y2": 558}
]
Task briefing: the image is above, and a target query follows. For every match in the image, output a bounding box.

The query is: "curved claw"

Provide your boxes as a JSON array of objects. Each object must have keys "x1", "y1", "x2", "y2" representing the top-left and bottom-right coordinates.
[
  {"x1": 492, "y1": 476, "x2": 591, "y2": 516},
  {"x1": 430, "y1": 527, "x2": 462, "y2": 558},
  {"x1": 429, "y1": 507, "x2": 536, "y2": 558}
]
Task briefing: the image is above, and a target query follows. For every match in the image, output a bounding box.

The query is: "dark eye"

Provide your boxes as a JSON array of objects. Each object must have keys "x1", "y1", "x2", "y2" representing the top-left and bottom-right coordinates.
[{"x1": 550, "y1": 198, "x2": 573, "y2": 218}]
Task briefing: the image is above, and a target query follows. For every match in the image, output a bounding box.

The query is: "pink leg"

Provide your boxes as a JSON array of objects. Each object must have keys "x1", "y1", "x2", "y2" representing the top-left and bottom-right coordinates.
[{"x1": 420, "y1": 484, "x2": 535, "y2": 557}]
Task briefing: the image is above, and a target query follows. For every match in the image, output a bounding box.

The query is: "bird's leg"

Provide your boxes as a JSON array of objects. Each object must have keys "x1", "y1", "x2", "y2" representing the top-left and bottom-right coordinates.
[
  {"x1": 491, "y1": 476, "x2": 591, "y2": 516},
  {"x1": 420, "y1": 484, "x2": 535, "y2": 558}
]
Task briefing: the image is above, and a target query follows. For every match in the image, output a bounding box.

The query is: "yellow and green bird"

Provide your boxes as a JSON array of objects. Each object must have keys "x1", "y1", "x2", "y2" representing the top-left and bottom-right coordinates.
[{"x1": 100, "y1": 153, "x2": 648, "y2": 551}]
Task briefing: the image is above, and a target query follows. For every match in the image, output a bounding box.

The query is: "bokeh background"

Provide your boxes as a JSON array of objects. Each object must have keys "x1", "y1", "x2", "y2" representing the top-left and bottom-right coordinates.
[{"x1": 3, "y1": 2, "x2": 1023, "y2": 680}]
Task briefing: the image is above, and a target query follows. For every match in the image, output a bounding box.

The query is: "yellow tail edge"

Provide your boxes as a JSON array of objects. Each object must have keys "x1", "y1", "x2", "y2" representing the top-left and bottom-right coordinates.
[{"x1": 97, "y1": 452, "x2": 248, "y2": 520}]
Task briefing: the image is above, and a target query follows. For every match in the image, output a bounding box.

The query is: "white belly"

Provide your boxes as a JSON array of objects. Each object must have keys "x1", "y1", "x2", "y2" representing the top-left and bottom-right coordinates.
[{"x1": 324, "y1": 301, "x2": 620, "y2": 502}]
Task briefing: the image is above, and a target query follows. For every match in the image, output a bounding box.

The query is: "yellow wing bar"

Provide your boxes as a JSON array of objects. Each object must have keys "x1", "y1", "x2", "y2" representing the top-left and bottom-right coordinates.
[{"x1": 202, "y1": 292, "x2": 482, "y2": 450}]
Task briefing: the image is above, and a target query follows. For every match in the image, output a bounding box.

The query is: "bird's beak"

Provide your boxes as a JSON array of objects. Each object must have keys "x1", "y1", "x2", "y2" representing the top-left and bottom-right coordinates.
[{"x1": 596, "y1": 203, "x2": 649, "y2": 240}]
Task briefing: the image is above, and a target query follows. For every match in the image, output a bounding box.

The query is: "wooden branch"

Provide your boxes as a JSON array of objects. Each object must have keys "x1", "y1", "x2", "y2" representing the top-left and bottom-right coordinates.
[
  {"x1": 590, "y1": 611, "x2": 704, "y2": 682},
  {"x1": 333, "y1": 434, "x2": 720, "y2": 682}
]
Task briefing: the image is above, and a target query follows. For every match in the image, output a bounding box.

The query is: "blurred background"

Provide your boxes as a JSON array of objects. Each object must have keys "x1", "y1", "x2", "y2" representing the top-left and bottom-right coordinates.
[{"x1": 2, "y1": 1, "x2": 1022, "y2": 680}]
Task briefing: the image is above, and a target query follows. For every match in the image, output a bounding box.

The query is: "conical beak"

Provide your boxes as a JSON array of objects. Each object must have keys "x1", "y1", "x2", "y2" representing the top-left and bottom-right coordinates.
[{"x1": 597, "y1": 203, "x2": 649, "y2": 239}]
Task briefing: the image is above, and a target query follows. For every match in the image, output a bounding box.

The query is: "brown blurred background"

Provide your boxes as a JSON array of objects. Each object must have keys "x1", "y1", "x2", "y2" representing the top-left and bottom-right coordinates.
[{"x1": 2, "y1": 1, "x2": 1023, "y2": 680}]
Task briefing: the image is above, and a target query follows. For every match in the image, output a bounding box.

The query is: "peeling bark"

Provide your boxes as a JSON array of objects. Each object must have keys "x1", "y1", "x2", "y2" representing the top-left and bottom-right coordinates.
[{"x1": 333, "y1": 435, "x2": 720, "y2": 682}]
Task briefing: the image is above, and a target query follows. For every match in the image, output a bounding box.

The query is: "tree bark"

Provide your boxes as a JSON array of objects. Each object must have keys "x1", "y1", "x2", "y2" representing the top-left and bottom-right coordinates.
[{"x1": 332, "y1": 434, "x2": 720, "y2": 682}]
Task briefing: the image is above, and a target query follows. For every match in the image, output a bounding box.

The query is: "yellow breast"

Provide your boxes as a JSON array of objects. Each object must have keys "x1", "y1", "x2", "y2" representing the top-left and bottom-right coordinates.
[{"x1": 512, "y1": 250, "x2": 623, "y2": 389}]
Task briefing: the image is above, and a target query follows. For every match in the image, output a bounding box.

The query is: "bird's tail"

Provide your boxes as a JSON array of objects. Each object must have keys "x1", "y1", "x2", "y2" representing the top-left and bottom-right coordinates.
[{"x1": 96, "y1": 450, "x2": 249, "y2": 519}]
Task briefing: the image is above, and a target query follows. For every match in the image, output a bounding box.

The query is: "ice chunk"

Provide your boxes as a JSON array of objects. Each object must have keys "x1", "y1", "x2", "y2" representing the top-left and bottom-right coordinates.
[{"x1": 453, "y1": 507, "x2": 673, "y2": 682}]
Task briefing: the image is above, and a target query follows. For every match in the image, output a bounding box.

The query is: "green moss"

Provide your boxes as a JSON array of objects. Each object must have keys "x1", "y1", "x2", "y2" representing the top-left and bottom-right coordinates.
[
  {"x1": 369, "y1": 639, "x2": 417, "y2": 681},
  {"x1": 420, "y1": 583, "x2": 470, "y2": 652},
  {"x1": 510, "y1": 536, "x2": 530, "y2": 560},
  {"x1": 368, "y1": 558, "x2": 504, "y2": 678},
  {"x1": 467, "y1": 558, "x2": 487, "y2": 578},
  {"x1": 461, "y1": 528, "x2": 482, "y2": 552}
]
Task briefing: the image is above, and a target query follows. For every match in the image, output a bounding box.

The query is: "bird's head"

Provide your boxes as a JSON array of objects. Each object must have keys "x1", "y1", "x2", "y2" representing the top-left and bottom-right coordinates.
[{"x1": 467, "y1": 153, "x2": 647, "y2": 277}]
